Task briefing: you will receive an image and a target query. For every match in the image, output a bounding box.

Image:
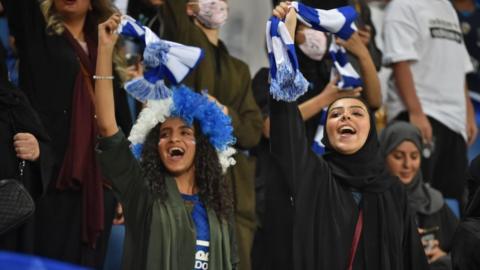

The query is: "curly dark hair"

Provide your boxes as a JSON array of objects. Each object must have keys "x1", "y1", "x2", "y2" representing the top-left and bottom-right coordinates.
[{"x1": 140, "y1": 121, "x2": 234, "y2": 219}]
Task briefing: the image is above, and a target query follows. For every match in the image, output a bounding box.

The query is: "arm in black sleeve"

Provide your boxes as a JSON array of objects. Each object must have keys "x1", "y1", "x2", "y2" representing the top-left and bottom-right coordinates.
[
  {"x1": 96, "y1": 130, "x2": 149, "y2": 207},
  {"x1": 402, "y1": 196, "x2": 430, "y2": 270},
  {"x1": 269, "y1": 97, "x2": 327, "y2": 196}
]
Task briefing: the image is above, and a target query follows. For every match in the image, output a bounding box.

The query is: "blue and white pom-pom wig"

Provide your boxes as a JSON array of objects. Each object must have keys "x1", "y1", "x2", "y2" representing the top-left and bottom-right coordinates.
[
  {"x1": 128, "y1": 86, "x2": 237, "y2": 173},
  {"x1": 117, "y1": 16, "x2": 236, "y2": 173}
]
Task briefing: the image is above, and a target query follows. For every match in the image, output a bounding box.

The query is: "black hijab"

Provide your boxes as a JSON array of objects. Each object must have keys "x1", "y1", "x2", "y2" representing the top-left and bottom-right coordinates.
[
  {"x1": 321, "y1": 97, "x2": 397, "y2": 270},
  {"x1": 379, "y1": 121, "x2": 444, "y2": 215}
]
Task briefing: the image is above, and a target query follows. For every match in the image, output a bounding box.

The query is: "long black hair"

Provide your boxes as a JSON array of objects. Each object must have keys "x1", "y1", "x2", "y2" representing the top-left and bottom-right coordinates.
[{"x1": 140, "y1": 121, "x2": 234, "y2": 219}]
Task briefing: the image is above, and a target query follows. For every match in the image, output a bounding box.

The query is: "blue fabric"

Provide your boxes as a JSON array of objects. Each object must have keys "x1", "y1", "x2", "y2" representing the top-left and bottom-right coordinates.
[
  {"x1": 181, "y1": 194, "x2": 210, "y2": 270},
  {"x1": 118, "y1": 15, "x2": 204, "y2": 101},
  {"x1": 312, "y1": 109, "x2": 327, "y2": 155},
  {"x1": 103, "y1": 225, "x2": 126, "y2": 270},
  {"x1": 445, "y1": 198, "x2": 460, "y2": 218},
  {"x1": 267, "y1": 16, "x2": 309, "y2": 102},
  {"x1": 171, "y1": 86, "x2": 236, "y2": 151},
  {"x1": 294, "y1": 2, "x2": 357, "y2": 40},
  {"x1": 0, "y1": 252, "x2": 89, "y2": 270}
]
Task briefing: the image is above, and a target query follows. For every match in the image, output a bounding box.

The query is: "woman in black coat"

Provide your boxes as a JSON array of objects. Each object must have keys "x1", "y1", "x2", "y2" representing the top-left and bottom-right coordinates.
[
  {"x1": 0, "y1": 43, "x2": 54, "y2": 252},
  {"x1": 1, "y1": 0, "x2": 132, "y2": 267},
  {"x1": 268, "y1": 4, "x2": 429, "y2": 270}
]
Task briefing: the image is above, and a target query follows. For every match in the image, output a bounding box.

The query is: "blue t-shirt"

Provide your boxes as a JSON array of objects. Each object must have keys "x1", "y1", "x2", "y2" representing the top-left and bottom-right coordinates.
[{"x1": 181, "y1": 194, "x2": 210, "y2": 270}]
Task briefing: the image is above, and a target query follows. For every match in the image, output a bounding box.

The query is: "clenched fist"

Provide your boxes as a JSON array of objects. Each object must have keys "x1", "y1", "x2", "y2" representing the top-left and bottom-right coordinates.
[{"x1": 13, "y1": 133, "x2": 40, "y2": 161}]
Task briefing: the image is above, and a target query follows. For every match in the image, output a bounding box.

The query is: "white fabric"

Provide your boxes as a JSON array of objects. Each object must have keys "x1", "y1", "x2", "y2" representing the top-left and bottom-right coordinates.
[{"x1": 383, "y1": 0, "x2": 473, "y2": 140}]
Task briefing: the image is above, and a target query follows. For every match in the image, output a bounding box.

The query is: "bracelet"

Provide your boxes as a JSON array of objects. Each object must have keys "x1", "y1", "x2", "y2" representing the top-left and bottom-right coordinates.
[{"x1": 93, "y1": 75, "x2": 114, "y2": 80}]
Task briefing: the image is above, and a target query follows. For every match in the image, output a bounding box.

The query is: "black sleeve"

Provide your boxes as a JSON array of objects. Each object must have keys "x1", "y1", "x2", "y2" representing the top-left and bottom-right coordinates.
[
  {"x1": 1, "y1": 0, "x2": 46, "y2": 51},
  {"x1": 402, "y1": 195, "x2": 430, "y2": 270},
  {"x1": 439, "y1": 205, "x2": 459, "y2": 252},
  {"x1": 269, "y1": 97, "x2": 329, "y2": 196},
  {"x1": 96, "y1": 130, "x2": 148, "y2": 207}
]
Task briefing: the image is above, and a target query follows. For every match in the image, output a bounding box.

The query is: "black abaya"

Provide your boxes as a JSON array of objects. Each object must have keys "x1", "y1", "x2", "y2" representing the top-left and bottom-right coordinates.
[
  {"x1": 0, "y1": 76, "x2": 54, "y2": 253},
  {"x1": 269, "y1": 97, "x2": 429, "y2": 270},
  {"x1": 451, "y1": 155, "x2": 480, "y2": 269},
  {"x1": 2, "y1": 0, "x2": 131, "y2": 267}
]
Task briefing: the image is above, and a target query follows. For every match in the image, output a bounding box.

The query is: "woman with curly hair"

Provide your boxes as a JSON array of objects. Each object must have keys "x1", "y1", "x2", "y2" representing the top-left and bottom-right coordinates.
[
  {"x1": 94, "y1": 15, "x2": 238, "y2": 270},
  {"x1": 1, "y1": 0, "x2": 132, "y2": 267}
]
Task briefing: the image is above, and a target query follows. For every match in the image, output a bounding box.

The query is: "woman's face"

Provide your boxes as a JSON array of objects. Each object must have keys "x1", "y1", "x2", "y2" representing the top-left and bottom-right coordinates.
[
  {"x1": 326, "y1": 98, "x2": 370, "y2": 155},
  {"x1": 157, "y1": 118, "x2": 196, "y2": 176},
  {"x1": 53, "y1": 0, "x2": 91, "y2": 19},
  {"x1": 386, "y1": 141, "x2": 421, "y2": 185}
]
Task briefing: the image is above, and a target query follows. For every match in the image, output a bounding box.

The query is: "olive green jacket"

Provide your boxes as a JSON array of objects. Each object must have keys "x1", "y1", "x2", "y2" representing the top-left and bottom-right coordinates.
[
  {"x1": 96, "y1": 131, "x2": 238, "y2": 270},
  {"x1": 162, "y1": 0, "x2": 263, "y2": 229}
]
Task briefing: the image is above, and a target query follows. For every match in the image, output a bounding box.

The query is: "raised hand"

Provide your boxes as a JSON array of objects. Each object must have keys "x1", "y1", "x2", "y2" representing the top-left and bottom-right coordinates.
[
  {"x1": 272, "y1": 1, "x2": 297, "y2": 39},
  {"x1": 320, "y1": 76, "x2": 362, "y2": 105},
  {"x1": 98, "y1": 13, "x2": 121, "y2": 52},
  {"x1": 335, "y1": 32, "x2": 369, "y2": 59}
]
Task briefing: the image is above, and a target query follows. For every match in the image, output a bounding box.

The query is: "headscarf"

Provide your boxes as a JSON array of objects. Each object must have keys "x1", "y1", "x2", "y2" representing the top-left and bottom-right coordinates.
[
  {"x1": 379, "y1": 121, "x2": 444, "y2": 215},
  {"x1": 321, "y1": 97, "x2": 396, "y2": 270},
  {"x1": 321, "y1": 97, "x2": 393, "y2": 192}
]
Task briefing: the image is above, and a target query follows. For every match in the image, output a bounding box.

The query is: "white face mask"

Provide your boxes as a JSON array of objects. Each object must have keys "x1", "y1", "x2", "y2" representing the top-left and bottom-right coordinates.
[
  {"x1": 298, "y1": 29, "x2": 328, "y2": 61},
  {"x1": 196, "y1": 0, "x2": 229, "y2": 29}
]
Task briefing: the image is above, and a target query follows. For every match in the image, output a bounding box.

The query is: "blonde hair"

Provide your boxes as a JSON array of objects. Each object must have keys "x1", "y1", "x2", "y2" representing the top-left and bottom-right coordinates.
[{"x1": 40, "y1": 0, "x2": 128, "y2": 82}]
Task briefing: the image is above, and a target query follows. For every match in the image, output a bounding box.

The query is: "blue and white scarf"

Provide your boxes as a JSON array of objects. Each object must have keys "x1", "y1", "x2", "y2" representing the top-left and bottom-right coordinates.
[
  {"x1": 266, "y1": 15, "x2": 309, "y2": 102},
  {"x1": 267, "y1": 2, "x2": 362, "y2": 155},
  {"x1": 117, "y1": 15, "x2": 204, "y2": 102}
]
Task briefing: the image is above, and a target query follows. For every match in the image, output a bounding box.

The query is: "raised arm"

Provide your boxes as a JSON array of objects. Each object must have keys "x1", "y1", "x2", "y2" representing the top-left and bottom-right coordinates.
[
  {"x1": 95, "y1": 15, "x2": 148, "y2": 208},
  {"x1": 270, "y1": 3, "x2": 326, "y2": 194},
  {"x1": 337, "y1": 33, "x2": 382, "y2": 110},
  {"x1": 95, "y1": 15, "x2": 121, "y2": 137}
]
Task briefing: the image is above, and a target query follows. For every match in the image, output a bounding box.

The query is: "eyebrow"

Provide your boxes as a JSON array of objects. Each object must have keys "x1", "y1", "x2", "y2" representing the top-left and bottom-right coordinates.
[
  {"x1": 329, "y1": 105, "x2": 367, "y2": 112},
  {"x1": 160, "y1": 125, "x2": 193, "y2": 132}
]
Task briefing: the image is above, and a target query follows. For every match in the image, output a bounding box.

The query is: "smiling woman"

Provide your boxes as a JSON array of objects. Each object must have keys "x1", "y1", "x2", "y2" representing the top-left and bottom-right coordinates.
[
  {"x1": 380, "y1": 122, "x2": 458, "y2": 268},
  {"x1": 93, "y1": 14, "x2": 238, "y2": 270},
  {"x1": 270, "y1": 92, "x2": 430, "y2": 270}
]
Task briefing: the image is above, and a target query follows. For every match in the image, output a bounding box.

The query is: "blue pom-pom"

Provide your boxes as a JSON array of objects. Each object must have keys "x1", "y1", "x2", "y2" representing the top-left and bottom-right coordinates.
[
  {"x1": 170, "y1": 85, "x2": 236, "y2": 151},
  {"x1": 124, "y1": 78, "x2": 172, "y2": 102},
  {"x1": 270, "y1": 63, "x2": 309, "y2": 102}
]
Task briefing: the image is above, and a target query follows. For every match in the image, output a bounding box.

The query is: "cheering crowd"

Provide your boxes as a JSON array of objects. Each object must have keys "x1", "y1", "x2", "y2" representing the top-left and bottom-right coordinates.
[{"x1": 0, "y1": 0, "x2": 480, "y2": 269}]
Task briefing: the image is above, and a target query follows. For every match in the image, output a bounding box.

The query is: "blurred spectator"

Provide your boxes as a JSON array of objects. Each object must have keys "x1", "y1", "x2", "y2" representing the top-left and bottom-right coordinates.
[
  {"x1": 0, "y1": 42, "x2": 54, "y2": 253},
  {"x1": 161, "y1": 1, "x2": 263, "y2": 269},
  {"x1": 380, "y1": 122, "x2": 458, "y2": 270},
  {"x1": 1, "y1": 0, "x2": 132, "y2": 267},
  {"x1": 454, "y1": 0, "x2": 480, "y2": 94},
  {"x1": 383, "y1": 0, "x2": 477, "y2": 206},
  {"x1": 127, "y1": 0, "x2": 164, "y2": 36},
  {"x1": 451, "y1": 154, "x2": 480, "y2": 269}
]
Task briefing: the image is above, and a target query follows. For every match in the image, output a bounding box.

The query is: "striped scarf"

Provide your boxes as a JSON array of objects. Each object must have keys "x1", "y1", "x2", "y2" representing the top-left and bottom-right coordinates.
[{"x1": 117, "y1": 15, "x2": 204, "y2": 102}]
